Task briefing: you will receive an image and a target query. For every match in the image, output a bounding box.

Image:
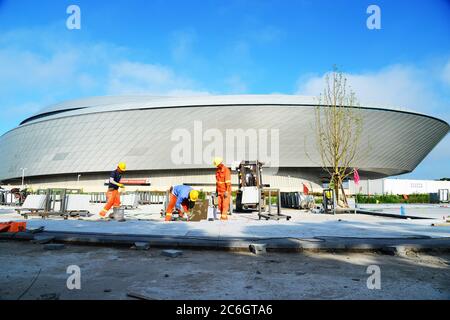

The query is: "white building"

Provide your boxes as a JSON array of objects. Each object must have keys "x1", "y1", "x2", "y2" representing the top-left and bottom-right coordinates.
[{"x1": 349, "y1": 179, "x2": 450, "y2": 195}]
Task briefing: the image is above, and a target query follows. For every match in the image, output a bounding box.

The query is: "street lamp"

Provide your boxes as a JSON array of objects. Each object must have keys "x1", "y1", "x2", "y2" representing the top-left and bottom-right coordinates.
[{"x1": 20, "y1": 168, "x2": 27, "y2": 189}]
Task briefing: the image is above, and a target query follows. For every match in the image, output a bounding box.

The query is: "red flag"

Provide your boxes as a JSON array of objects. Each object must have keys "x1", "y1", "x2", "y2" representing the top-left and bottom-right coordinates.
[
  {"x1": 303, "y1": 183, "x2": 309, "y2": 195},
  {"x1": 353, "y1": 168, "x2": 360, "y2": 185}
]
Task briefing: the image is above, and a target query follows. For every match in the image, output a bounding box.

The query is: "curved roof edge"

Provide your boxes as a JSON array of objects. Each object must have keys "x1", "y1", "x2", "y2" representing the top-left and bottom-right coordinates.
[{"x1": 15, "y1": 94, "x2": 450, "y2": 129}]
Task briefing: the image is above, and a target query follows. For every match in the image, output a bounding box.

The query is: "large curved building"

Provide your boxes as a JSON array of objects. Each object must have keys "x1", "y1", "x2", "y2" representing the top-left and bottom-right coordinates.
[{"x1": 0, "y1": 95, "x2": 448, "y2": 192}]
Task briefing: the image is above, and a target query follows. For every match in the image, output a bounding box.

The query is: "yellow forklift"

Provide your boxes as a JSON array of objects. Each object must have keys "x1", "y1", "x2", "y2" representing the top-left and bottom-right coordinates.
[{"x1": 235, "y1": 160, "x2": 291, "y2": 221}]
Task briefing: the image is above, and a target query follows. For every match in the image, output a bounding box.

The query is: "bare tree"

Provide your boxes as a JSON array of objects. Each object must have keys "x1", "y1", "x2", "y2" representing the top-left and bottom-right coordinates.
[{"x1": 315, "y1": 67, "x2": 363, "y2": 205}]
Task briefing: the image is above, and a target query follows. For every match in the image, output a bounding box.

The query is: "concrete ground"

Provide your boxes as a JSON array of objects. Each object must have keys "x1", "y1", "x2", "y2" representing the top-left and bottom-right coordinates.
[
  {"x1": 358, "y1": 204, "x2": 450, "y2": 219},
  {"x1": 1, "y1": 204, "x2": 450, "y2": 241},
  {"x1": 0, "y1": 240, "x2": 449, "y2": 300}
]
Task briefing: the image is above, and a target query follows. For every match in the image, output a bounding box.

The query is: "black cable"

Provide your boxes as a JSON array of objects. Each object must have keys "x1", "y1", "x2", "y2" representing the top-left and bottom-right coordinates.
[{"x1": 17, "y1": 268, "x2": 41, "y2": 300}]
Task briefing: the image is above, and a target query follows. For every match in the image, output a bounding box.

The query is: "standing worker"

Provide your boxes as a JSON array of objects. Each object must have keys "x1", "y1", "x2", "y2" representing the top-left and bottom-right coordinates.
[
  {"x1": 99, "y1": 162, "x2": 126, "y2": 219},
  {"x1": 165, "y1": 185, "x2": 199, "y2": 221},
  {"x1": 213, "y1": 157, "x2": 231, "y2": 220}
]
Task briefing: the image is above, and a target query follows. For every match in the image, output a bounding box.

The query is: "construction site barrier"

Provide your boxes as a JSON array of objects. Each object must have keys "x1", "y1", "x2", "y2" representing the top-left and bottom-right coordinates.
[
  {"x1": 136, "y1": 191, "x2": 166, "y2": 204},
  {"x1": 89, "y1": 191, "x2": 166, "y2": 204}
]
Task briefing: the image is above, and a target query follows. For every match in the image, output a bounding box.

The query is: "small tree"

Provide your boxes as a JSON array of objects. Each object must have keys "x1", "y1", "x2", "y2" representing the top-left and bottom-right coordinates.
[{"x1": 315, "y1": 67, "x2": 363, "y2": 205}]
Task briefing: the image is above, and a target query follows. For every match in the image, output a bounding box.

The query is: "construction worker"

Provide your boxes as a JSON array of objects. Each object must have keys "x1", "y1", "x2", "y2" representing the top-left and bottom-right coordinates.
[
  {"x1": 99, "y1": 162, "x2": 126, "y2": 218},
  {"x1": 165, "y1": 185, "x2": 199, "y2": 221},
  {"x1": 213, "y1": 157, "x2": 231, "y2": 220}
]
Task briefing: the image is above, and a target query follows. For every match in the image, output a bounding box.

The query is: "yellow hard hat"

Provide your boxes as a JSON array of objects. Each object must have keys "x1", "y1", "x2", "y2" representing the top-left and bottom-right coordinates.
[
  {"x1": 118, "y1": 162, "x2": 126, "y2": 171},
  {"x1": 189, "y1": 190, "x2": 199, "y2": 202},
  {"x1": 213, "y1": 157, "x2": 223, "y2": 167}
]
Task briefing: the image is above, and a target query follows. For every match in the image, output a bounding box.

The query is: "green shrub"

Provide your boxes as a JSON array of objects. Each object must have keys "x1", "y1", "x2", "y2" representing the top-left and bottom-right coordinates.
[{"x1": 355, "y1": 193, "x2": 430, "y2": 204}]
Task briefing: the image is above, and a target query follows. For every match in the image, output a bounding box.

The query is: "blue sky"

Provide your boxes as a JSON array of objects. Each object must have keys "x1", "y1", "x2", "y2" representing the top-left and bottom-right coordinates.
[{"x1": 0, "y1": 0, "x2": 449, "y2": 179}]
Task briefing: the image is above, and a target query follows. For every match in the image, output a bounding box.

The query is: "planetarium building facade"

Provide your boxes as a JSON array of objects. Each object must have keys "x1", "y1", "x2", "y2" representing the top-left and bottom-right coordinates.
[{"x1": 0, "y1": 95, "x2": 448, "y2": 192}]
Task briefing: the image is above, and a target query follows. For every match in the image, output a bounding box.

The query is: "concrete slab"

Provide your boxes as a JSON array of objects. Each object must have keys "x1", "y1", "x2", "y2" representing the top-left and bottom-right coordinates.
[
  {"x1": 161, "y1": 249, "x2": 183, "y2": 258},
  {"x1": 44, "y1": 243, "x2": 65, "y2": 250},
  {"x1": 27, "y1": 226, "x2": 45, "y2": 234},
  {"x1": 133, "y1": 242, "x2": 150, "y2": 250},
  {"x1": 32, "y1": 235, "x2": 55, "y2": 244},
  {"x1": 249, "y1": 244, "x2": 267, "y2": 254},
  {"x1": 1, "y1": 215, "x2": 449, "y2": 239},
  {"x1": 359, "y1": 204, "x2": 450, "y2": 220}
]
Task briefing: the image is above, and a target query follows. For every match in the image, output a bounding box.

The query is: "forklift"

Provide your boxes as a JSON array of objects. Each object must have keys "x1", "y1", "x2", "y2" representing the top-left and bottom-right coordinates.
[{"x1": 235, "y1": 160, "x2": 290, "y2": 221}]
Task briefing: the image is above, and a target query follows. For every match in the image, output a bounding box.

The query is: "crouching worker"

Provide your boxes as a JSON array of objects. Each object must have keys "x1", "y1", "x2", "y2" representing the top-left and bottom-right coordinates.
[
  {"x1": 99, "y1": 162, "x2": 126, "y2": 219},
  {"x1": 165, "y1": 185, "x2": 199, "y2": 221}
]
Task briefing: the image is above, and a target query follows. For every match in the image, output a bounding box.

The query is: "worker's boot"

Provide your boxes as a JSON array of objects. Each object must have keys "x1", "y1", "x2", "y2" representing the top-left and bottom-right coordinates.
[
  {"x1": 99, "y1": 209, "x2": 108, "y2": 219},
  {"x1": 220, "y1": 213, "x2": 228, "y2": 221},
  {"x1": 165, "y1": 213, "x2": 172, "y2": 221}
]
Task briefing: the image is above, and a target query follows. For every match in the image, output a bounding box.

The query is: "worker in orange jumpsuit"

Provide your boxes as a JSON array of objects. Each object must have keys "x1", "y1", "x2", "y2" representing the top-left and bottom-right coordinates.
[
  {"x1": 99, "y1": 162, "x2": 126, "y2": 219},
  {"x1": 213, "y1": 157, "x2": 231, "y2": 220}
]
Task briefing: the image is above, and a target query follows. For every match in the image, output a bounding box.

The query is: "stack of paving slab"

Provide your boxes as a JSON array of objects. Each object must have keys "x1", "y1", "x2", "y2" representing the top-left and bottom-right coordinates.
[
  {"x1": 121, "y1": 194, "x2": 139, "y2": 209},
  {"x1": 21, "y1": 195, "x2": 46, "y2": 211},
  {"x1": 66, "y1": 195, "x2": 91, "y2": 213}
]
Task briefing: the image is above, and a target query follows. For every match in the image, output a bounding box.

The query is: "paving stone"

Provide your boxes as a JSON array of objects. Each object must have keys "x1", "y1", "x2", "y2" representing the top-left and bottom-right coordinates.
[
  {"x1": 44, "y1": 243, "x2": 65, "y2": 250},
  {"x1": 161, "y1": 249, "x2": 183, "y2": 258},
  {"x1": 27, "y1": 226, "x2": 45, "y2": 234},
  {"x1": 133, "y1": 242, "x2": 150, "y2": 250},
  {"x1": 249, "y1": 244, "x2": 267, "y2": 255},
  {"x1": 38, "y1": 293, "x2": 60, "y2": 300},
  {"x1": 31, "y1": 235, "x2": 55, "y2": 244}
]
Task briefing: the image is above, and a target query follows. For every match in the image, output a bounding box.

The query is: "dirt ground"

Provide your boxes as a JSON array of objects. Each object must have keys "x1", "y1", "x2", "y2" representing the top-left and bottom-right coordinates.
[{"x1": 0, "y1": 240, "x2": 449, "y2": 300}]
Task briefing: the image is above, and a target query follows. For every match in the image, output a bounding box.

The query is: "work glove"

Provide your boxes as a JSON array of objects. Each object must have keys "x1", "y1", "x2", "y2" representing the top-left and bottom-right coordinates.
[
  {"x1": 224, "y1": 192, "x2": 228, "y2": 198},
  {"x1": 118, "y1": 183, "x2": 125, "y2": 188}
]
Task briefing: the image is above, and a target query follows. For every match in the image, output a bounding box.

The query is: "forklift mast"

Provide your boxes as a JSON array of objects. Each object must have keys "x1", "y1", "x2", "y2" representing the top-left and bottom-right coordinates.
[
  {"x1": 237, "y1": 160, "x2": 264, "y2": 189},
  {"x1": 235, "y1": 160, "x2": 291, "y2": 221}
]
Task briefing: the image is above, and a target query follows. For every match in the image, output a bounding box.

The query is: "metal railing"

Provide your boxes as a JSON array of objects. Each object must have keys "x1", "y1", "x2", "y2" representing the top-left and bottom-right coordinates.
[{"x1": 89, "y1": 191, "x2": 166, "y2": 204}]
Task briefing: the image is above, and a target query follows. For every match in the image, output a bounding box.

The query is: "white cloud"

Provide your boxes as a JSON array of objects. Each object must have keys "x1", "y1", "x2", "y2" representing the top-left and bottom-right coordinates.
[
  {"x1": 225, "y1": 75, "x2": 248, "y2": 93},
  {"x1": 296, "y1": 64, "x2": 440, "y2": 114},
  {"x1": 0, "y1": 26, "x2": 210, "y2": 102},
  {"x1": 107, "y1": 61, "x2": 207, "y2": 95},
  {"x1": 0, "y1": 48, "x2": 78, "y2": 91},
  {"x1": 297, "y1": 65, "x2": 428, "y2": 112},
  {"x1": 0, "y1": 25, "x2": 212, "y2": 134}
]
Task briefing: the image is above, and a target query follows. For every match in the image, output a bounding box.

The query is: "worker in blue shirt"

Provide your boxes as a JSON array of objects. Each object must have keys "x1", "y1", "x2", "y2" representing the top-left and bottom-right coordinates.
[{"x1": 165, "y1": 185, "x2": 199, "y2": 221}]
